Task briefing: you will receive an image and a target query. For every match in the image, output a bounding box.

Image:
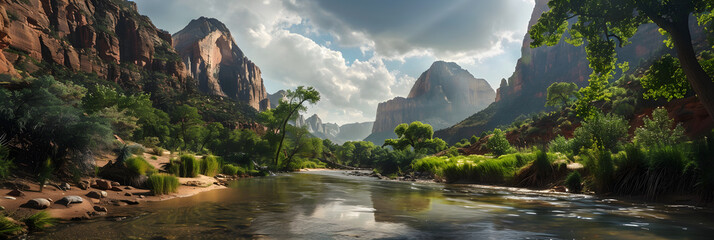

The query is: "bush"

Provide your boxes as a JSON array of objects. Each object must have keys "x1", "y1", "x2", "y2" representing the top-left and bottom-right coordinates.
[
  {"x1": 416, "y1": 154, "x2": 530, "y2": 183},
  {"x1": 486, "y1": 129, "x2": 512, "y2": 156},
  {"x1": 222, "y1": 164, "x2": 245, "y2": 176},
  {"x1": 22, "y1": 211, "x2": 55, "y2": 232},
  {"x1": 0, "y1": 216, "x2": 22, "y2": 237},
  {"x1": 646, "y1": 146, "x2": 688, "y2": 198},
  {"x1": 0, "y1": 145, "x2": 14, "y2": 179},
  {"x1": 582, "y1": 149, "x2": 614, "y2": 193},
  {"x1": 147, "y1": 173, "x2": 179, "y2": 195},
  {"x1": 125, "y1": 156, "x2": 154, "y2": 176},
  {"x1": 200, "y1": 155, "x2": 219, "y2": 177},
  {"x1": 565, "y1": 171, "x2": 582, "y2": 193},
  {"x1": 548, "y1": 135, "x2": 572, "y2": 154},
  {"x1": 179, "y1": 155, "x2": 200, "y2": 178},
  {"x1": 152, "y1": 147, "x2": 165, "y2": 156},
  {"x1": 634, "y1": 107, "x2": 686, "y2": 147},
  {"x1": 572, "y1": 113, "x2": 628, "y2": 153}
]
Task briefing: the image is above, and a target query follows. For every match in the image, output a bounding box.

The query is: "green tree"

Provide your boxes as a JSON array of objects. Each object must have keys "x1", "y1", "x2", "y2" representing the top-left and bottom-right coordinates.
[
  {"x1": 572, "y1": 113, "x2": 629, "y2": 152},
  {"x1": 530, "y1": 0, "x2": 714, "y2": 118},
  {"x1": 272, "y1": 86, "x2": 320, "y2": 167},
  {"x1": 634, "y1": 107, "x2": 686, "y2": 147},
  {"x1": 170, "y1": 105, "x2": 204, "y2": 150},
  {"x1": 545, "y1": 82, "x2": 578, "y2": 108},
  {"x1": 384, "y1": 121, "x2": 447, "y2": 154},
  {"x1": 486, "y1": 128, "x2": 512, "y2": 156}
]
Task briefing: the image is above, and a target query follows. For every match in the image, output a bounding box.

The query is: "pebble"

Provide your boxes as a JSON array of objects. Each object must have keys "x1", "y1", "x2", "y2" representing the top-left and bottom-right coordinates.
[{"x1": 4, "y1": 196, "x2": 16, "y2": 200}]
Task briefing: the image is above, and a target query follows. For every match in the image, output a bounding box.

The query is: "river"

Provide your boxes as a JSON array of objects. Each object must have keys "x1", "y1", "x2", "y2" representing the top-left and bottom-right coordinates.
[{"x1": 36, "y1": 170, "x2": 714, "y2": 239}]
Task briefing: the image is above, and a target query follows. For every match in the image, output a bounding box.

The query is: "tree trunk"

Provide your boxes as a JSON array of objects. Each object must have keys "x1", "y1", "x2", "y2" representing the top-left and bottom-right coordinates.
[{"x1": 667, "y1": 16, "x2": 714, "y2": 119}]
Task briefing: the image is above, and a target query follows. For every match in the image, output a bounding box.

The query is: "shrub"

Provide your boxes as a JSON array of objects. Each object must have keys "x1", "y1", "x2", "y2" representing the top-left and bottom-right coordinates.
[
  {"x1": 22, "y1": 211, "x2": 55, "y2": 232},
  {"x1": 693, "y1": 134, "x2": 714, "y2": 201},
  {"x1": 0, "y1": 145, "x2": 14, "y2": 179},
  {"x1": 222, "y1": 164, "x2": 245, "y2": 176},
  {"x1": 0, "y1": 216, "x2": 22, "y2": 237},
  {"x1": 179, "y1": 155, "x2": 200, "y2": 178},
  {"x1": 514, "y1": 150, "x2": 554, "y2": 187},
  {"x1": 565, "y1": 171, "x2": 582, "y2": 193},
  {"x1": 634, "y1": 108, "x2": 686, "y2": 147},
  {"x1": 582, "y1": 149, "x2": 614, "y2": 193},
  {"x1": 125, "y1": 156, "x2": 154, "y2": 176},
  {"x1": 548, "y1": 135, "x2": 572, "y2": 154},
  {"x1": 487, "y1": 129, "x2": 512, "y2": 156},
  {"x1": 470, "y1": 135, "x2": 480, "y2": 144},
  {"x1": 572, "y1": 113, "x2": 628, "y2": 153},
  {"x1": 152, "y1": 147, "x2": 164, "y2": 156},
  {"x1": 612, "y1": 144, "x2": 648, "y2": 195},
  {"x1": 646, "y1": 146, "x2": 688, "y2": 198},
  {"x1": 147, "y1": 173, "x2": 179, "y2": 195},
  {"x1": 200, "y1": 155, "x2": 219, "y2": 177}
]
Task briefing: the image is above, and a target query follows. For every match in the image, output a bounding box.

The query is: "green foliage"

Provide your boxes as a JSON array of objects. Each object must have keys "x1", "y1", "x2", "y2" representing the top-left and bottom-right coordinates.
[
  {"x1": 565, "y1": 171, "x2": 583, "y2": 193},
  {"x1": 548, "y1": 135, "x2": 572, "y2": 154},
  {"x1": 268, "y1": 86, "x2": 321, "y2": 168},
  {"x1": 641, "y1": 55, "x2": 690, "y2": 101},
  {"x1": 37, "y1": 158, "x2": 53, "y2": 192},
  {"x1": 152, "y1": 147, "x2": 165, "y2": 156},
  {"x1": 384, "y1": 121, "x2": 447, "y2": 155},
  {"x1": 125, "y1": 156, "x2": 154, "y2": 176},
  {"x1": 170, "y1": 105, "x2": 204, "y2": 151},
  {"x1": 222, "y1": 164, "x2": 245, "y2": 176},
  {"x1": 178, "y1": 155, "x2": 200, "y2": 178},
  {"x1": 470, "y1": 135, "x2": 480, "y2": 144},
  {"x1": 0, "y1": 216, "x2": 22, "y2": 237},
  {"x1": 646, "y1": 146, "x2": 688, "y2": 198},
  {"x1": 200, "y1": 155, "x2": 219, "y2": 177},
  {"x1": 546, "y1": 82, "x2": 578, "y2": 107},
  {"x1": 634, "y1": 108, "x2": 686, "y2": 147},
  {"x1": 413, "y1": 153, "x2": 532, "y2": 183},
  {"x1": 572, "y1": 113, "x2": 628, "y2": 153},
  {"x1": 486, "y1": 129, "x2": 512, "y2": 156},
  {"x1": 0, "y1": 144, "x2": 14, "y2": 179},
  {"x1": 582, "y1": 149, "x2": 614, "y2": 193},
  {"x1": 22, "y1": 211, "x2": 55, "y2": 232},
  {"x1": 147, "y1": 173, "x2": 179, "y2": 195}
]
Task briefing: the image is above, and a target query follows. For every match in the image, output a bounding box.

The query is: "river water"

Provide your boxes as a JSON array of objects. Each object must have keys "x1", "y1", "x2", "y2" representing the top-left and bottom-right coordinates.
[{"x1": 37, "y1": 170, "x2": 714, "y2": 239}]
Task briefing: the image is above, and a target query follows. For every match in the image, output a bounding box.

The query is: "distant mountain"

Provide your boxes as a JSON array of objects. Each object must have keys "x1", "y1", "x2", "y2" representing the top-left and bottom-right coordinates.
[
  {"x1": 173, "y1": 17, "x2": 269, "y2": 111},
  {"x1": 291, "y1": 113, "x2": 373, "y2": 144},
  {"x1": 366, "y1": 61, "x2": 495, "y2": 145},
  {"x1": 267, "y1": 90, "x2": 287, "y2": 109},
  {"x1": 434, "y1": 0, "x2": 705, "y2": 144}
]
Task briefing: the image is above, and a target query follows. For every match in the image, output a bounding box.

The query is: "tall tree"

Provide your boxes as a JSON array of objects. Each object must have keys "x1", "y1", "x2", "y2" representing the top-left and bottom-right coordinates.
[
  {"x1": 272, "y1": 86, "x2": 320, "y2": 167},
  {"x1": 170, "y1": 105, "x2": 203, "y2": 150},
  {"x1": 384, "y1": 121, "x2": 447, "y2": 155},
  {"x1": 545, "y1": 82, "x2": 578, "y2": 108},
  {"x1": 530, "y1": 0, "x2": 714, "y2": 118}
]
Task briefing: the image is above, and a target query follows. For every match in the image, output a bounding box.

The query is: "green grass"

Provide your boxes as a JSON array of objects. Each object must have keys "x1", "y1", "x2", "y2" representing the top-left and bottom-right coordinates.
[
  {"x1": 147, "y1": 173, "x2": 180, "y2": 195},
  {"x1": 22, "y1": 211, "x2": 55, "y2": 232},
  {"x1": 222, "y1": 164, "x2": 245, "y2": 176},
  {"x1": 125, "y1": 156, "x2": 154, "y2": 176},
  {"x1": 0, "y1": 216, "x2": 22, "y2": 237},
  {"x1": 179, "y1": 155, "x2": 200, "y2": 178},
  {"x1": 200, "y1": 155, "x2": 220, "y2": 177},
  {"x1": 565, "y1": 171, "x2": 582, "y2": 193},
  {"x1": 645, "y1": 146, "x2": 688, "y2": 198},
  {"x1": 413, "y1": 153, "x2": 532, "y2": 183}
]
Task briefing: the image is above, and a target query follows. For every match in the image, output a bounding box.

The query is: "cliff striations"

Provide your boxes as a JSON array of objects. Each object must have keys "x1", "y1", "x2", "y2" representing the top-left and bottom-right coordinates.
[
  {"x1": 173, "y1": 17, "x2": 269, "y2": 111},
  {"x1": 367, "y1": 61, "x2": 495, "y2": 145},
  {"x1": 0, "y1": 0, "x2": 189, "y2": 92}
]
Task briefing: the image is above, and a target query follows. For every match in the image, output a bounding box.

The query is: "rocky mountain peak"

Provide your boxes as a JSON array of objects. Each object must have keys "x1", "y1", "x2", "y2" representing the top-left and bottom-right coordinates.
[{"x1": 173, "y1": 17, "x2": 269, "y2": 111}]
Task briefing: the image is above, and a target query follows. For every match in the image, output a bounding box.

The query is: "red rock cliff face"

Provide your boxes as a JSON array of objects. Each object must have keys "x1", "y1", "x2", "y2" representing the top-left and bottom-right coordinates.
[
  {"x1": 371, "y1": 61, "x2": 495, "y2": 134},
  {"x1": 0, "y1": 0, "x2": 189, "y2": 91},
  {"x1": 172, "y1": 17, "x2": 269, "y2": 111}
]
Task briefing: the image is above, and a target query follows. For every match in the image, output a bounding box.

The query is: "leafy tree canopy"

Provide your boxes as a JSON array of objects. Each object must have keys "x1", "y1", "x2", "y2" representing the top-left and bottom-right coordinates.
[{"x1": 384, "y1": 121, "x2": 447, "y2": 155}]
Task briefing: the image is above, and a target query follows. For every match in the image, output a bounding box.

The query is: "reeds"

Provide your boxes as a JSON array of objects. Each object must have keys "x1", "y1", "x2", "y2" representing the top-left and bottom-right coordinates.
[{"x1": 147, "y1": 173, "x2": 179, "y2": 195}]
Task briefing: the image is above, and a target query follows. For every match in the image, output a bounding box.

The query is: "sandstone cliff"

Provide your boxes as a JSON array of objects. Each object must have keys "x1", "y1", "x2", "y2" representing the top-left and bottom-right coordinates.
[
  {"x1": 173, "y1": 17, "x2": 269, "y2": 111},
  {"x1": 435, "y1": 0, "x2": 704, "y2": 144},
  {"x1": 0, "y1": 0, "x2": 189, "y2": 92},
  {"x1": 368, "y1": 61, "x2": 495, "y2": 144}
]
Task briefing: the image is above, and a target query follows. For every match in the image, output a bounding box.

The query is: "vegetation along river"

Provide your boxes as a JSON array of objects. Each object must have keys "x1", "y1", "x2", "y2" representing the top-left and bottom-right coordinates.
[{"x1": 36, "y1": 171, "x2": 714, "y2": 239}]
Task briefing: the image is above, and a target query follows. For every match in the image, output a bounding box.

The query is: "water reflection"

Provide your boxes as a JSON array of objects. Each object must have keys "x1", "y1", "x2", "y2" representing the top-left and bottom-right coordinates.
[{"x1": 36, "y1": 171, "x2": 714, "y2": 239}]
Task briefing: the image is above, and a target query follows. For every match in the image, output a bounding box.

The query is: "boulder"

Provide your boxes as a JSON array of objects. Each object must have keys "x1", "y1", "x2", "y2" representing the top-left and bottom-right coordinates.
[
  {"x1": 93, "y1": 206, "x2": 107, "y2": 212},
  {"x1": 96, "y1": 179, "x2": 112, "y2": 190},
  {"x1": 124, "y1": 192, "x2": 132, "y2": 197},
  {"x1": 79, "y1": 181, "x2": 90, "y2": 190},
  {"x1": 57, "y1": 196, "x2": 84, "y2": 206},
  {"x1": 87, "y1": 190, "x2": 108, "y2": 199},
  {"x1": 23, "y1": 198, "x2": 52, "y2": 209},
  {"x1": 60, "y1": 182, "x2": 71, "y2": 191},
  {"x1": 7, "y1": 189, "x2": 25, "y2": 197},
  {"x1": 111, "y1": 181, "x2": 120, "y2": 187}
]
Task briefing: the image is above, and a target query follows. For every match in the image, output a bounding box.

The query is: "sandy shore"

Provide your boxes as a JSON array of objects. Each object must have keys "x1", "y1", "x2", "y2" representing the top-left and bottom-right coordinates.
[{"x1": 0, "y1": 150, "x2": 227, "y2": 221}]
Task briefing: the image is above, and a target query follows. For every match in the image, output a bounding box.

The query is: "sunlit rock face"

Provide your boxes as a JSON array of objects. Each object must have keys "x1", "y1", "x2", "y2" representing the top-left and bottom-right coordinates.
[
  {"x1": 368, "y1": 61, "x2": 495, "y2": 144},
  {"x1": 173, "y1": 17, "x2": 269, "y2": 111},
  {"x1": 1, "y1": 0, "x2": 189, "y2": 91}
]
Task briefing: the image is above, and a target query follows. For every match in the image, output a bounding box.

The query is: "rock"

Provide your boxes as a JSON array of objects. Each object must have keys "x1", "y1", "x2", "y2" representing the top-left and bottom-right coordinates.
[
  {"x1": 71, "y1": 213, "x2": 91, "y2": 221},
  {"x1": 7, "y1": 189, "x2": 24, "y2": 197},
  {"x1": 173, "y1": 17, "x2": 269, "y2": 111},
  {"x1": 124, "y1": 192, "x2": 132, "y2": 196},
  {"x1": 111, "y1": 182, "x2": 120, "y2": 187},
  {"x1": 23, "y1": 198, "x2": 52, "y2": 209},
  {"x1": 111, "y1": 186, "x2": 123, "y2": 191},
  {"x1": 184, "y1": 181, "x2": 202, "y2": 187},
  {"x1": 124, "y1": 186, "x2": 132, "y2": 190},
  {"x1": 4, "y1": 196, "x2": 16, "y2": 200},
  {"x1": 57, "y1": 196, "x2": 84, "y2": 206},
  {"x1": 79, "y1": 181, "x2": 90, "y2": 190},
  {"x1": 87, "y1": 191, "x2": 108, "y2": 199},
  {"x1": 121, "y1": 199, "x2": 139, "y2": 205},
  {"x1": 60, "y1": 182, "x2": 71, "y2": 191},
  {"x1": 369, "y1": 61, "x2": 495, "y2": 145},
  {"x1": 93, "y1": 206, "x2": 107, "y2": 212},
  {"x1": 95, "y1": 179, "x2": 112, "y2": 190},
  {"x1": 139, "y1": 195, "x2": 145, "y2": 199},
  {"x1": 91, "y1": 198, "x2": 100, "y2": 204}
]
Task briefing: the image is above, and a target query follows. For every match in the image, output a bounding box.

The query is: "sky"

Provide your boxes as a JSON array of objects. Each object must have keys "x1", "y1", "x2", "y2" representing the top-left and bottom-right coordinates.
[{"x1": 132, "y1": 0, "x2": 536, "y2": 125}]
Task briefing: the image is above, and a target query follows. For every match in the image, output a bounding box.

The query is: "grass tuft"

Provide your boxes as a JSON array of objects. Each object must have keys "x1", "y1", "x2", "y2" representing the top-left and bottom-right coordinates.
[
  {"x1": 200, "y1": 155, "x2": 219, "y2": 177},
  {"x1": 147, "y1": 173, "x2": 180, "y2": 195},
  {"x1": 22, "y1": 211, "x2": 55, "y2": 232},
  {"x1": 125, "y1": 156, "x2": 154, "y2": 176}
]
